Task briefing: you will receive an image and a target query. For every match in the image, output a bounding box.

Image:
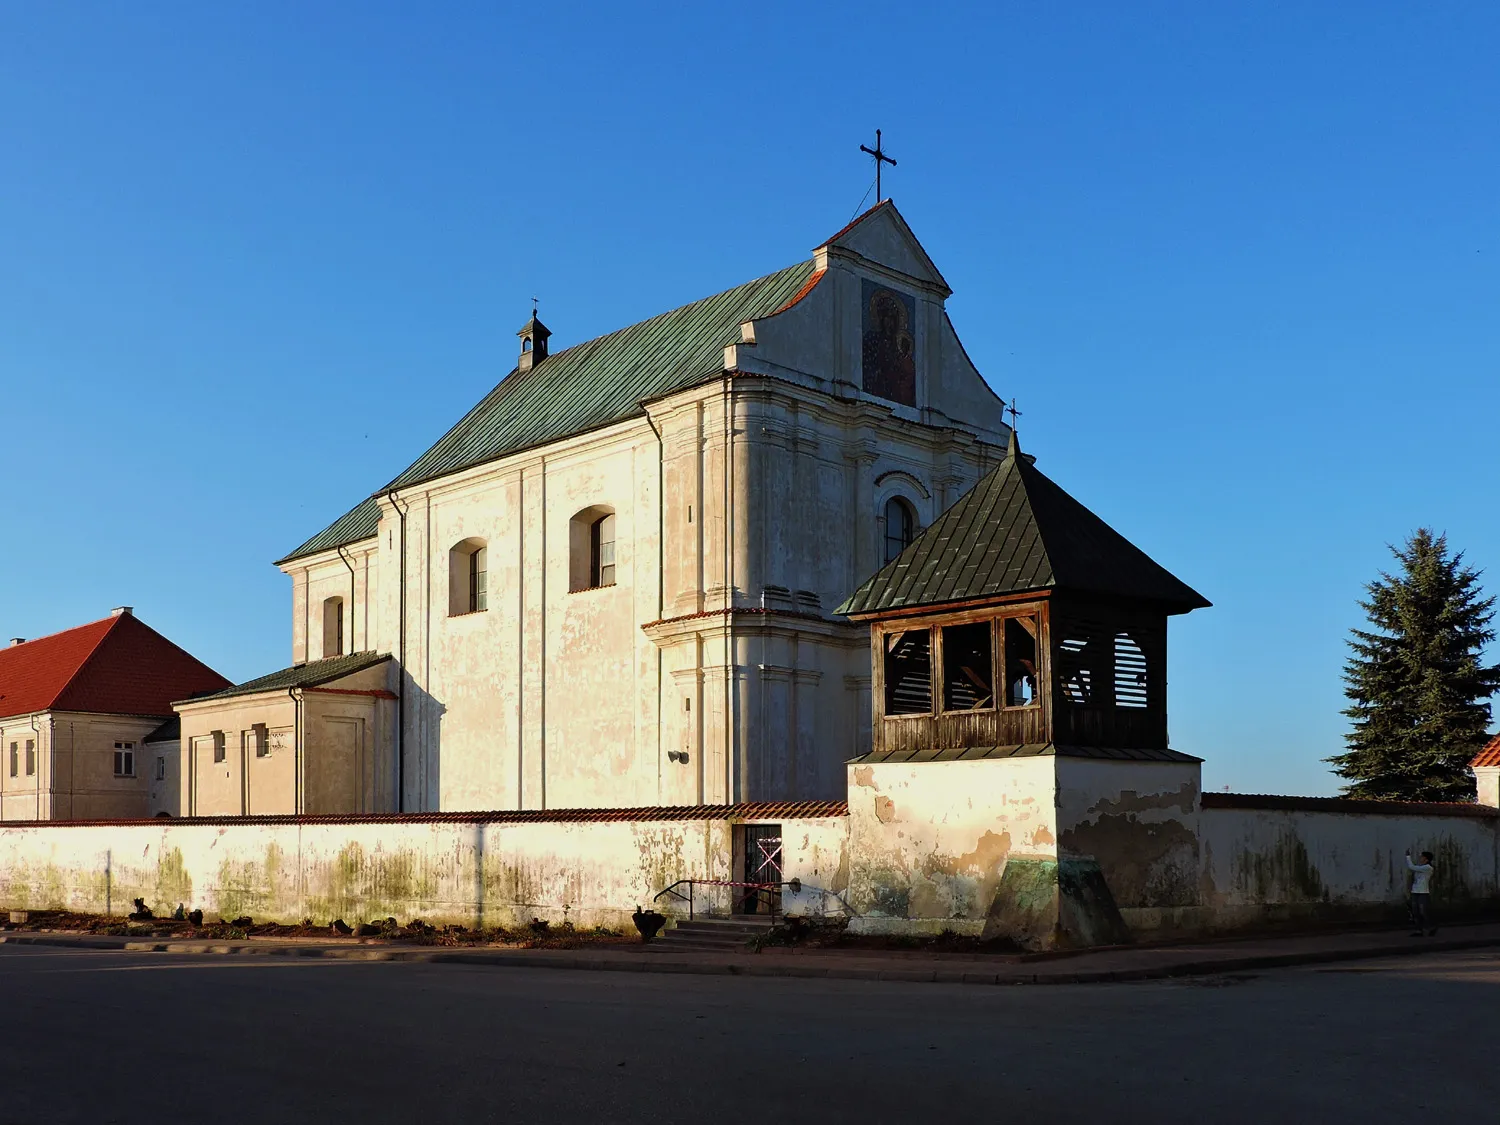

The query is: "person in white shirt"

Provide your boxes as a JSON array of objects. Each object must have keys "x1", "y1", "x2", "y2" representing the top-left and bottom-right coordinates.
[{"x1": 1406, "y1": 850, "x2": 1435, "y2": 936}]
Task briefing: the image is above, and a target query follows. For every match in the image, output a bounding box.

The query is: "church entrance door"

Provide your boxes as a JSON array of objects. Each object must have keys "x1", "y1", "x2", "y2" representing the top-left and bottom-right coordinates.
[{"x1": 737, "y1": 824, "x2": 782, "y2": 915}]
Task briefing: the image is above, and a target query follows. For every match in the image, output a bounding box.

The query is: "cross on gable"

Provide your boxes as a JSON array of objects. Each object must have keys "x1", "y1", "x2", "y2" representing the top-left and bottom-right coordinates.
[{"x1": 860, "y1": 129, "x2": 897, "y2": 202}]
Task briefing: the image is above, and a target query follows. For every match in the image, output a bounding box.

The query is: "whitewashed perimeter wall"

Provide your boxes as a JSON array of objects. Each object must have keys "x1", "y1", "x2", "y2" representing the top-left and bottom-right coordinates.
[
  {"x1": 0, "y1": 814, "x2": 849, "y2": 930},
  {"x1": 1199, "y1": 803, "x2": 1500, "y2": 928}
]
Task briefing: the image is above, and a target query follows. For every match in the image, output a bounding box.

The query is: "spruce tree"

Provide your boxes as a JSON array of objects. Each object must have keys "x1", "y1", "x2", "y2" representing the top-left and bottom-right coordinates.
[{"x1": 1329, "y1": 529, "x2": 1500, "y2": 800}]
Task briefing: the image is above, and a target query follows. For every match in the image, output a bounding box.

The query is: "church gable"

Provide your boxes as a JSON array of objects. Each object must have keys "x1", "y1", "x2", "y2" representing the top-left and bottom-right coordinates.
[
  {"x1": 728, "y1": 202, "x2": 1004, "y2": 437},
  {"x1": 817, "y1": 200, "x2": 950, "y2": 296}
]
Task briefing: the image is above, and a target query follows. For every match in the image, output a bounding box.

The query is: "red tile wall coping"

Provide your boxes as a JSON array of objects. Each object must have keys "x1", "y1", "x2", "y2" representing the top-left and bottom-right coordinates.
[
  {"x1": 0, "y1": 800, "x2": 851, "y2": 831},
  {"x1": 1202, "y1": 792, "x2": 1499, "y2": 819}
]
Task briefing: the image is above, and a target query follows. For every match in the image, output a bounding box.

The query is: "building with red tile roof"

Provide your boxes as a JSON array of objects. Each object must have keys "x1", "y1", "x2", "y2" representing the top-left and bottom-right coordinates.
[
  {"x1": 1473, "y1": 734, "x2": 1500, "y2": 808},
  {"x1": 0, "y1": 609, "x2": 229, "y2": 820}
]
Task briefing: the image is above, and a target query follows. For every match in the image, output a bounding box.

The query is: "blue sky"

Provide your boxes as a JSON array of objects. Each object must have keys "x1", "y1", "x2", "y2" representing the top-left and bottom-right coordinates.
[{"x1": 2, "y1": 2, "x2": 1496, "y2": 796}]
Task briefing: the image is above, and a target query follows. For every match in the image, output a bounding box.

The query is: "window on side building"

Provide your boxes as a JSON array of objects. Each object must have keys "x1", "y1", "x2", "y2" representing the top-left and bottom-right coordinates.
[
  {"x1": 24, "y1": 739, "x2": 35, "y2": 776},
  {"x1": 156, "y1": 756, "x2": 166, "y2": 781},
  {"x1": 322, "y1": 596, "x2": 345, "y2": 657},
  {"x1": 8, "y1": 742, "x2": 16, "y2": 778},
  {"x1": 113, "y1": 741, "x2": 135, "y2": 778},
  {"x1": 212, "y1": 731, "x2": 226, "y2": 764}
]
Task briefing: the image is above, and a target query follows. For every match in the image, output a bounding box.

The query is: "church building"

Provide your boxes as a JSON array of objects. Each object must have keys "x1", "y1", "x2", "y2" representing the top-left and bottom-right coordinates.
[{"x1": 182, "y1": 201, "x2": 1009, "y2": 815}]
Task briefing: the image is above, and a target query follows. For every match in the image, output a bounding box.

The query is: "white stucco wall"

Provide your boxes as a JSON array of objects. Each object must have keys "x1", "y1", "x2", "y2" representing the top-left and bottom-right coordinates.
[
  {"x1": 1199, "y1": 801, "x2": 1500, "y2": 928},
  {"x1": 1056, "y1": 757, "x2": 1202, "y2": 928},
  {"x1": 0, "y1": 810, "x2": 849, "y2": 929},
  {"x1": 845, "y1": 755, "x2": 1059, "y2": 934}
]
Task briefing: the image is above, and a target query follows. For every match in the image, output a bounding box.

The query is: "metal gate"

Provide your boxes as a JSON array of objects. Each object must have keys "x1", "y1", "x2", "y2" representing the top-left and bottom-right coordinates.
[{"x1": 738, "y1": 823, "x2": 782, "y2": 914}]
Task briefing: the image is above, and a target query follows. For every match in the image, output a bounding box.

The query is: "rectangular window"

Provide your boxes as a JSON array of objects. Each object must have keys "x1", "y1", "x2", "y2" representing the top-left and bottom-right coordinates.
[
  {"x1": 25, "y1": 739, "x2": 35, "y2": 776},
  {"x1": 590, "y1": 515, "x2": 616, "y2": 588},
  {"x1": 253, "y1": 724, "x2": 270, "y2": 757},
  {"x1": 212, "y1": 731, "x2": 226, "y2": 764},
  {"x1": 884, "y1": 629, "x2": 932, "y2": 715},
  {"x1": 8, "y1": 742, "x2": 16, "y2": 778},
  {"x1": 113, "y1": 741, "x2": 135, "y2": 778},
  {"x1": 156, "y1": 756, "x2": 166, "y2": 781},
  {"x1": 941, "y1": 621, "x2": 993, "y2": 711},
  {"x1": 1004, "y1": 616, "x2": 1040, "y2": 707},
  {"x1": 470, "y1": 547, "x2": 488, "y2": 612}
]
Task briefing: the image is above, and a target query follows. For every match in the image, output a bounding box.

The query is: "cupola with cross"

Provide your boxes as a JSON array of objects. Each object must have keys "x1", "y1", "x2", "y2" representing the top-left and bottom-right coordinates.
[
  {"x1": 836, "y1": 429, "x2": 1210, "y2": 759},
  {"x1": 517, "y1": 306, "x2": 550, "y2": 373}
]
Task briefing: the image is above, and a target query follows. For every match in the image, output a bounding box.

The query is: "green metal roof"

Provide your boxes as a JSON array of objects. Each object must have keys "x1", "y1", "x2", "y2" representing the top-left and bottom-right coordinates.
[
  {"x1": 276, "y1": 496, "x2": 382, "y2": 566},
  {"x1": 277, "y1": 260, "x2": 816, "y2": 564},
  {"x1": 837, "y1": 432, "x2": 1211, "y2": 617},
  {"x1": 181, "y1": 652, "x2": 391, "y2": 704}
]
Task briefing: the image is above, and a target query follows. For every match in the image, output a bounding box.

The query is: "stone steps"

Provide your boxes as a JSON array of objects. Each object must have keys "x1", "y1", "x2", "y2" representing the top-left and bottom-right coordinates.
[{"x1": 648, "y1": 916, "x2": 775, "y2": 952}]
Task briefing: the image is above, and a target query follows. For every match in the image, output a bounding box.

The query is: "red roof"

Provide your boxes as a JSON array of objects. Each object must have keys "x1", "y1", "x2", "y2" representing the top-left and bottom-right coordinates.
[
  {"x1": 1473, "y1": 735, "x2": 1500, "y2": 769},
  {"x1": 0, "y1": 613, "x2": 230, "y2": 721}
]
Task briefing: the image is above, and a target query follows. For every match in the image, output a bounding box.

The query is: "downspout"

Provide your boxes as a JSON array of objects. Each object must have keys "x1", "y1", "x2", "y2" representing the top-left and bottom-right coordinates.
[
  {"x1": 337, "y1": 544, "x2": 357, "y2": 653},
  {"x1": 29, "y1": 712, "x2": 41, "y2": 820},
  {"x1": 722, "y1": 374, "x2": 734, "y2": 805},
  {"x1": 642, "y1": 403, "x2": 665, "y2": 802},
  {"x1": 385, "y1": 488, "x2": 409, "y2": 813},
  {"x1": 288, "y1": 687, "x2": 304, "y2": 814}
]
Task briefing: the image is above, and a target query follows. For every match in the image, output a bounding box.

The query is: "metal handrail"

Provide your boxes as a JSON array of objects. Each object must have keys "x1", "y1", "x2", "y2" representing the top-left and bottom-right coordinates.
[{"x1": 653, "y1": 877, "x2": 803, "y2": 923}]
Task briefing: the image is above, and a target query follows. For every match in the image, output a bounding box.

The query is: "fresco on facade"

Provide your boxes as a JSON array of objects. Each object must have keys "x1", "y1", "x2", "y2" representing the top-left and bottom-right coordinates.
[{"x1": 861, "y1": 280, "x2": 917, "y2": 406}]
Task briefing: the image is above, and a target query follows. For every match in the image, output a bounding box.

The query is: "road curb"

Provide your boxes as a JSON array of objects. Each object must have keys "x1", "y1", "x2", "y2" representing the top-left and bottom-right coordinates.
[{"x1": 3, "y1": 930, "x2": 1497, "y2": 985}]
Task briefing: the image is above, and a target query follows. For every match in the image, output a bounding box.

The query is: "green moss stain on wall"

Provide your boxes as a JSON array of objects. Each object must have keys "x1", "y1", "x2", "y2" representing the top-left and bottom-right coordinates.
[
  {"x1": 304, "y1": 841, "x2": 440, "y2": 924},
  {"x1": 1237, "y1": 831, "x2": 1326, "y2": 904},
  {"x1": 1429, "y1": 836, "x2": 1476, "y2": 901},
  {"x1": 154, "y1": 848, "x2": 193, "y2": 912}
]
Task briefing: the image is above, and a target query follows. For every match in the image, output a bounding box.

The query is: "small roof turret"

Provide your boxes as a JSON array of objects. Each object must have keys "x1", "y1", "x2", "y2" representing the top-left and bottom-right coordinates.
[{"x1": 517, "y1": 309, "x2": 551, "y2": 373}]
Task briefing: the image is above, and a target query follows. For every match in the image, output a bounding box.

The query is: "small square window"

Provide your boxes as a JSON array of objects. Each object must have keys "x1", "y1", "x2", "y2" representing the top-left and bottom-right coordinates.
[{"x1": 941, "y1": 622, "x2": 993, "y2": 711}]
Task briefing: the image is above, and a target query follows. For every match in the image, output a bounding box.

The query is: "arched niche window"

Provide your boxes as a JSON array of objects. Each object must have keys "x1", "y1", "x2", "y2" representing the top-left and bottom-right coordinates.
[
  {"x1": 322, "y1": 596, "x2": 344, "y2": 657},
  {"x1": 883, "y1": 496, "x2": 918, "y2": 563},
  {"x1": 448, "y1": 538, "x2": 488, "y2": 615},
  {"x1": 569, "y1": 506, "x2": 617, "y2": 592},
  {"x1": 522, "y1": 337, "x2": 532, "y2": 353}
]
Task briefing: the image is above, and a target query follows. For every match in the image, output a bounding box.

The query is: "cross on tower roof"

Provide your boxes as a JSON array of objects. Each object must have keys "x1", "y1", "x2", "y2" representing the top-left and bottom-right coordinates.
[
  {"x1": 860, "y1": 129, "x2": 897, "y2": 203},
  {"x1": 1005, "y1": 399, "x2": 1022, "y2": 431}
]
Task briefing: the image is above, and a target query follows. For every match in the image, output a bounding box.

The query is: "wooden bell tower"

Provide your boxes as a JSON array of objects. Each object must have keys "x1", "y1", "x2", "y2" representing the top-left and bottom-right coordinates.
[{"x1": 838, "y1": 431, "x2": 1209, "y2": 759}]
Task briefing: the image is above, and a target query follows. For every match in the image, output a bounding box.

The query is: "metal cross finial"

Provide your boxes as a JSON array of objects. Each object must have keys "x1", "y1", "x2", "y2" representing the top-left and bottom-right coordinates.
[
  {"x1": 860, "y1": 129, "x2": 897, "y2": 203},
  {"x1": 1005, "y1": 399, "x2": 1022, "y2": 430},
  {"x1": 531, "y1": 296, "x2": 538, "y2": 316}
]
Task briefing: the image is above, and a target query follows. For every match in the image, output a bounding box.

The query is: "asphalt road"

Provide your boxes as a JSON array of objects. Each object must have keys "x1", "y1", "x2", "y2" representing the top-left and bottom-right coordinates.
[{"x1": 0, "y1": 944, "x2": 1494, "y2": 1124}]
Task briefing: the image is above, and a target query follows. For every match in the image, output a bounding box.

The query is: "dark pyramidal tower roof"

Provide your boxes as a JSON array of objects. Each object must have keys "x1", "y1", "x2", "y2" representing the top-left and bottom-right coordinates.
[{"x1": 837, "y1": 431, "x2": 1210, "y2": 617}]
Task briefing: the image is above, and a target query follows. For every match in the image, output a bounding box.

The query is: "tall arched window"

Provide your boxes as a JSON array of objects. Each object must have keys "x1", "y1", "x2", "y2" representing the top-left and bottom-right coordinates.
[
  {"x1": 884, "y1": 497, "x2": 917, "y2": 563},
  {"x1": 448, "y1": 538, "x2": 488, "y2": 615},
  {"x1": 590, "y1": 513, "x2": 616, "y2": 588},
  {"x1": 322, "y1": 596, "x2": 344, "y2": 657},
  {"x1": 569, "y1": 506, "x2": 617, "y2": 592}
]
